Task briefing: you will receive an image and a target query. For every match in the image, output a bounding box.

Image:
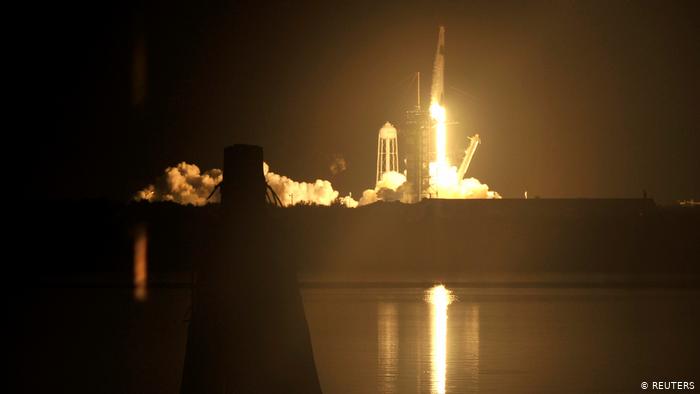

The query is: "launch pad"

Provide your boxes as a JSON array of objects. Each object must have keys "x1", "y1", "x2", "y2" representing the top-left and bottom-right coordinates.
[{"x1": 398, "y1": 26, "x2": 491, "y2": 203}]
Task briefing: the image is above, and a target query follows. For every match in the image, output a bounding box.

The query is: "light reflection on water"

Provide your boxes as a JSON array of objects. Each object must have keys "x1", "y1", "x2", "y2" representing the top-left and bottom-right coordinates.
[
  {"x1": 303, "y1": 288, "x2": 700, "y2": 393},
  {"x1": 133, "y1": 224, "x2": 148, "y2": 302},
  {"x1": 373, "y1": 286, "x2": 480, "y2": 394},
  {"x1": 428, "y1": 285, "x2": 453, "y2": 394},
  {"x1": 377, "y1": 302, "x2": 398, "y2": 393}
]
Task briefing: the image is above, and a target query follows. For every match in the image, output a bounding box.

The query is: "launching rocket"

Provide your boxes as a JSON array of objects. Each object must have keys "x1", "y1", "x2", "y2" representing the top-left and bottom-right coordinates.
[
  {"x1": 430, "y1": 26, "x2": 445, "y2": 106},
  {"x1": 430, "y1": 26, "x2": 448, "y2": 166}
]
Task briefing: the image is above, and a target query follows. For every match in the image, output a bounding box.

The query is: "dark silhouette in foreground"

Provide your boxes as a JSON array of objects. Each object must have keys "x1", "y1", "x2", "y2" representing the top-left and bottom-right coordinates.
[{"x1": 180, "y1": 145, "x2": 321, "y2": 393}]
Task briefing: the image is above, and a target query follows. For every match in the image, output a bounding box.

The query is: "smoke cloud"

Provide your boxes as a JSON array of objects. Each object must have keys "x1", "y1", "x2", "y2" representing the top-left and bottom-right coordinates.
[
  {"x1": 436, "y1": 177, "x2": 501, "y2": 199},
  {"x1": 136, "y1": 161, "x2": 358, "y2": 207},
  {"x1": 358, "y1": 171, "x2": 408, "y2": 206},
  {"x1": 134, "y1": 162, "x2": 222, "y2": 206},
  {"x1": 265, "y1": 162, "x2": 341, "y2": 207},
  {"x1": 428, "y1": 162, "x2": 501, "y2": 199},
  {"x1": 134, "y1": 161, "x2": 499, "y2": 208}
]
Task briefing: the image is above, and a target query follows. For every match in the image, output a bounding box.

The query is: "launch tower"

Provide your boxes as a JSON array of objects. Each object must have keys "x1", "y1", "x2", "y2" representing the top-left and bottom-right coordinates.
[
  {"x1": 403, "y1": 77, "x2": 430, "y2": 202},
  {"x1": 404, "y1": 26, "x2": 445, "y2": 202}
]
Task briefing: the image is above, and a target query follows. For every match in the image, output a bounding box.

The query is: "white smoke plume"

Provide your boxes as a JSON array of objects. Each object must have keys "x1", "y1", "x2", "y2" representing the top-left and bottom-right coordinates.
[
  {"x1": 358, "y1": 171, "x2": 408, "y2": 206},
  {"x1": 434, "y1": 177, "x2": 501, "y2": 199},
  {"x1": 264, "y1": 162, "x2": 349, "y2": 207},
  {"x1": 358, "y1": 189, "x2": 378, "y2": 206},
  {"x1": 428, "y1": 162, "x2": 501, "y2": 199},
  {"x1": 134, "y1": 162, "x2": 222, "y2": 206},
  {"x1": 376, "y1": 171, "x2": 406, "y2": 191},
  {"x1": 136, "y1": 161, "x2": 358, "y2": 207},
  {"x1": 338, "y1": 195, "x2": 359, "y2": 208},
  {"x1": 356, "y1": 167, "x2": 501, "y2": 205},
  {"x1": 134, "y1": 161, "x2": 499, "y2": 208}
]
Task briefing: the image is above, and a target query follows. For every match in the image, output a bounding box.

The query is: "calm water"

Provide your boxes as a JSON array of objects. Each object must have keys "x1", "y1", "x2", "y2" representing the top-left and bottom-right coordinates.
[
  {"x1": 302, "y1": 287, "x2": 700, "y2": 393},
  {"x1": 19, "y1": 286, "x2": 700, "y2": 392}
]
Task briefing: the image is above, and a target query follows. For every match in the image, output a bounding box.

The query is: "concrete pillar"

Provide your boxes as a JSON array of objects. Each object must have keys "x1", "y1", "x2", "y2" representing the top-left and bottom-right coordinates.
[
  {"x1": 181, "y1": 145, "x2": 321, "y2": 394},
  {"x1": 221, "y1": 144, "x2": 265, "y2": 210}
]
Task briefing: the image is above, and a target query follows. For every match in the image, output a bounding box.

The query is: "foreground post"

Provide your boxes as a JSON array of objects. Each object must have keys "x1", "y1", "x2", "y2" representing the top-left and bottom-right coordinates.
[{"x1": 181, "y1": 144, "x2": 321, "y2": 393}]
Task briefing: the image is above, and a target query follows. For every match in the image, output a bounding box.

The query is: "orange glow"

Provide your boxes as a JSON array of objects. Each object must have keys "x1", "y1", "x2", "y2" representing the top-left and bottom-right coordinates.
[{"x1": 133, "y1": 224, "x2": 148, "y2": 302}]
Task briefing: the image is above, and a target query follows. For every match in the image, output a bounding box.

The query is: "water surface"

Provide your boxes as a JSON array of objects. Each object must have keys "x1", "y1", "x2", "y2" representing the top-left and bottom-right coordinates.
[{"x1": 303, "y1": 287, "x2": 700, "y2": 393}]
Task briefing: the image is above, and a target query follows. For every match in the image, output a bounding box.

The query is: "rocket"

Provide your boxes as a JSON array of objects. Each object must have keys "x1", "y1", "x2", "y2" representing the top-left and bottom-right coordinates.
[{"x1": 430, "y1": 26, "x2": 445, "y2": 106}]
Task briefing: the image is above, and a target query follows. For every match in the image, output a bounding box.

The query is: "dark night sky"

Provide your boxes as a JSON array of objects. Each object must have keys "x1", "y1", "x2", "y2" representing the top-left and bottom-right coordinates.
[{"x1": 21, "y1": 0, "x2": 700, "y2": 203}]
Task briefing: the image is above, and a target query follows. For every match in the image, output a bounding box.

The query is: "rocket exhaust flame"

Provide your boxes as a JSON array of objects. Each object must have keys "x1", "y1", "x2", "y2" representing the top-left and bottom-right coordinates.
[
  {"x1": 430, "y1": 103, "x2": 448, "y2": 167},
  {"x1": 427, "y1": 26, "x2": 500, "y2": 200}
]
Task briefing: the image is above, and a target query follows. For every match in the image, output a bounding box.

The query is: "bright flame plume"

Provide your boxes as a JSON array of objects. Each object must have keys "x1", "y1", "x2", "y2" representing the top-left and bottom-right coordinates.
[{"x1": 427, "y1": 26, "x2": 500, "y2": 200}]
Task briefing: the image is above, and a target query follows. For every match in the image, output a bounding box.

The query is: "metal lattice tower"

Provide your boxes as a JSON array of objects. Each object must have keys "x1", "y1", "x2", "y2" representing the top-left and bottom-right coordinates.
[
  {"x1": 376, "y1": 122, "x2": 399, "y2": 184},
  {"x1": 403, "y1": 71, "x2": 430, "y2": 203}
]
